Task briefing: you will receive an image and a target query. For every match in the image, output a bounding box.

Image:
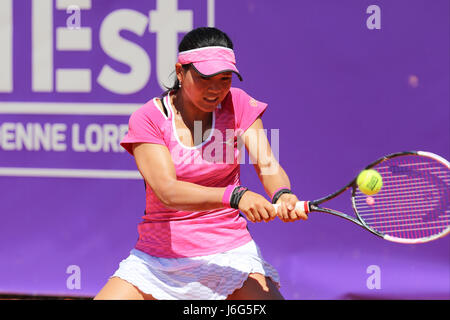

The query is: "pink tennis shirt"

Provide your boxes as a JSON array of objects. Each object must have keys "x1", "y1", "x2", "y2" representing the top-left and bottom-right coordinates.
[{"x1": 120, "y1": 87, "x2": 268, "y2": 258}]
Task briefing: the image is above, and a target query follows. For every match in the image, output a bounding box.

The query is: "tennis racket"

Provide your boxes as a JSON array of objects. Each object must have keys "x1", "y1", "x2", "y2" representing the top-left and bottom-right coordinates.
[{"x1": 274, "y1": 151, "x2": 450, "y2": 244}]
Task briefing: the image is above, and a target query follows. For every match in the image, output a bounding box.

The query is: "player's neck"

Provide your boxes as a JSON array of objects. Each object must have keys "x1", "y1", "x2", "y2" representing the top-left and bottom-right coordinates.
[{"x1": 172, "y1": 91, "x2": 212, "y2": 126}]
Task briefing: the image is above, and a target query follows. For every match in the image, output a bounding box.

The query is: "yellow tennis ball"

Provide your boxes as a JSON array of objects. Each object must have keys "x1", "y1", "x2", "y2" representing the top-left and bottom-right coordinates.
[{"x1": 357, "y1": 169, "x2": 383, "y2": 195}]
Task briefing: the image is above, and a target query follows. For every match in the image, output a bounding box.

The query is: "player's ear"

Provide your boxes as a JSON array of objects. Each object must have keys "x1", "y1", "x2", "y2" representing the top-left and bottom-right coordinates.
[{"x1": 175, "y1": 63, "x2": 185, "y2": 83}]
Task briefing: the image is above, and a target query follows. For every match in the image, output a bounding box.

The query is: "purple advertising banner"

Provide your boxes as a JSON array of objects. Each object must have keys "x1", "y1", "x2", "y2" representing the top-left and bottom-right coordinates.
[{"x1": 0, "y1": 0, "x2": 449, "y2": 299}]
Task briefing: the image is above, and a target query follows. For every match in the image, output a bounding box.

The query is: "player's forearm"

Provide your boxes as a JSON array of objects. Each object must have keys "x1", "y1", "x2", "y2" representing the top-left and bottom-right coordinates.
[
  {"x1": 255, "y1": 160, "x2": 291, "y2": 199},
  {"x1": 158, "y1": 180, "x2": 226, "y2": 211}
]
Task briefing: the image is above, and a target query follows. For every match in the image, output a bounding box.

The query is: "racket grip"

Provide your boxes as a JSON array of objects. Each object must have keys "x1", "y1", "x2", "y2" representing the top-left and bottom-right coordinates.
[{"x1": 273, "y1": 201, "x2": 310, "y2": 214}]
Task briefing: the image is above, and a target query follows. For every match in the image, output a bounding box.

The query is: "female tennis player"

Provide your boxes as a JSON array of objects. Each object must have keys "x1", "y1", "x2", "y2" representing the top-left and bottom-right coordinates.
[{"x1": 94, "y1": 27, "x2": 307, "y2": 300}]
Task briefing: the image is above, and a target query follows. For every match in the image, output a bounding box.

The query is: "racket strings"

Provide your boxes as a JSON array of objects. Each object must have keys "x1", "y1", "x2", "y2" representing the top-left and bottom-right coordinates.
[{"x1": 354, "y1": 155, "x2": 449, "y2": 240}]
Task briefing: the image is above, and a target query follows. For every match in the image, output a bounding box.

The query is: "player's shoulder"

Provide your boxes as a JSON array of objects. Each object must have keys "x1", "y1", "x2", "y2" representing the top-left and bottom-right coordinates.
[
  {"x1": 223, "y1": 87, "x2": 247, "y2": 107},
  {"x1": 228, "y1": 87, "x2": 247, "y2": 97},
  {"x1": 130, "y1": 97, "x2": 169, "y2": 124},
  {"x1": 224, "y1": 87, "x2": 260, "y2": 110}
]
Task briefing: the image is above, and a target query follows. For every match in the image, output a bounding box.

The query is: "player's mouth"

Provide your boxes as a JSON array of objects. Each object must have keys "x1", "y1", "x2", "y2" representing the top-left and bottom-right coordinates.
[{"x1": 203, "y1": 97, "x2": 219, "y2": 104}]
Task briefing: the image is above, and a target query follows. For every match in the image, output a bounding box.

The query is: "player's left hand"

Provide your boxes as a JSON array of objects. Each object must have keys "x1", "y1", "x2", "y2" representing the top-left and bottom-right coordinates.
[{"x1": 276, "y1": 193, "x2": 308, "y2": 222}]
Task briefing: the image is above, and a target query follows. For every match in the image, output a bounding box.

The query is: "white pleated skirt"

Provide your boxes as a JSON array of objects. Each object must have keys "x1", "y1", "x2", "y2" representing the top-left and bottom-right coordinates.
[{"x1": 111, "y1": 239, "x2": 280, "y2": 300}]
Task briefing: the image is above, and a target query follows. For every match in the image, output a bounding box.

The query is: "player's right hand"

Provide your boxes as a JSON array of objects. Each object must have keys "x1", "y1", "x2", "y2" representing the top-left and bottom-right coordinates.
[
  {"x1": 275, "y1": 193, "x2": 308, "y2": 222},
  {"x1": 238, "y1": 191, "x2": 277, "y2": 223}
]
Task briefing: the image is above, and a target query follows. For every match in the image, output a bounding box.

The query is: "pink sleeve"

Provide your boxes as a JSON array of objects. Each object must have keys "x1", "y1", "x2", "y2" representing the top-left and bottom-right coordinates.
[
  {"x1": 232, "y1": 88, "x2": 268, "y2": 133},
  {"x1": 120, "y1": 105, "x2": 165, "y2": 155}
]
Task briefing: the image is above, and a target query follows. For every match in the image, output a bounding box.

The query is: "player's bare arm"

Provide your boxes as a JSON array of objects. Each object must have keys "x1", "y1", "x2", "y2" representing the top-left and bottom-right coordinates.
[
  {"x1": 240, "y1": 117, "x2": 308, "y2": 222},
  {"x1": 132, "y1": 142, "x2": 226, "y2": 211}
]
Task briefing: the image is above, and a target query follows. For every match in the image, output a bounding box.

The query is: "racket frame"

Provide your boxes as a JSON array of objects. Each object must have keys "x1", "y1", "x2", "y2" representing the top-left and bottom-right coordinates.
[
  {"x1": 308, "y1": 178, "x2": 385, "y2": 238},
  {"x1": 307, "y1": 151, "x2": 450, "y2": 243}
]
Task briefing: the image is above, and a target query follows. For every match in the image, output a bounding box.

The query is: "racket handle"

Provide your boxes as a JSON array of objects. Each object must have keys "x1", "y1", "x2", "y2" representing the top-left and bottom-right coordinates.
[{"x1": 273, "y1": 201, "x2": 310, "y2": 215}]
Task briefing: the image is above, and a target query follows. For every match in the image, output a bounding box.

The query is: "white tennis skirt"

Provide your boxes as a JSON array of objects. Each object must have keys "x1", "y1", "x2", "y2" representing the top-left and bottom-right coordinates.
[{"x1": 111, "y1": 240, "x2": 280, "y2": 300}]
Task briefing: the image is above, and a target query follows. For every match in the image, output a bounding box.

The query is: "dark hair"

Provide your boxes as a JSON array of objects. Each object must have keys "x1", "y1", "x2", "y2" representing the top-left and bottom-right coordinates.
[{"x1": 162, "y1": 27, "x2": 234, "y2": 97}]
